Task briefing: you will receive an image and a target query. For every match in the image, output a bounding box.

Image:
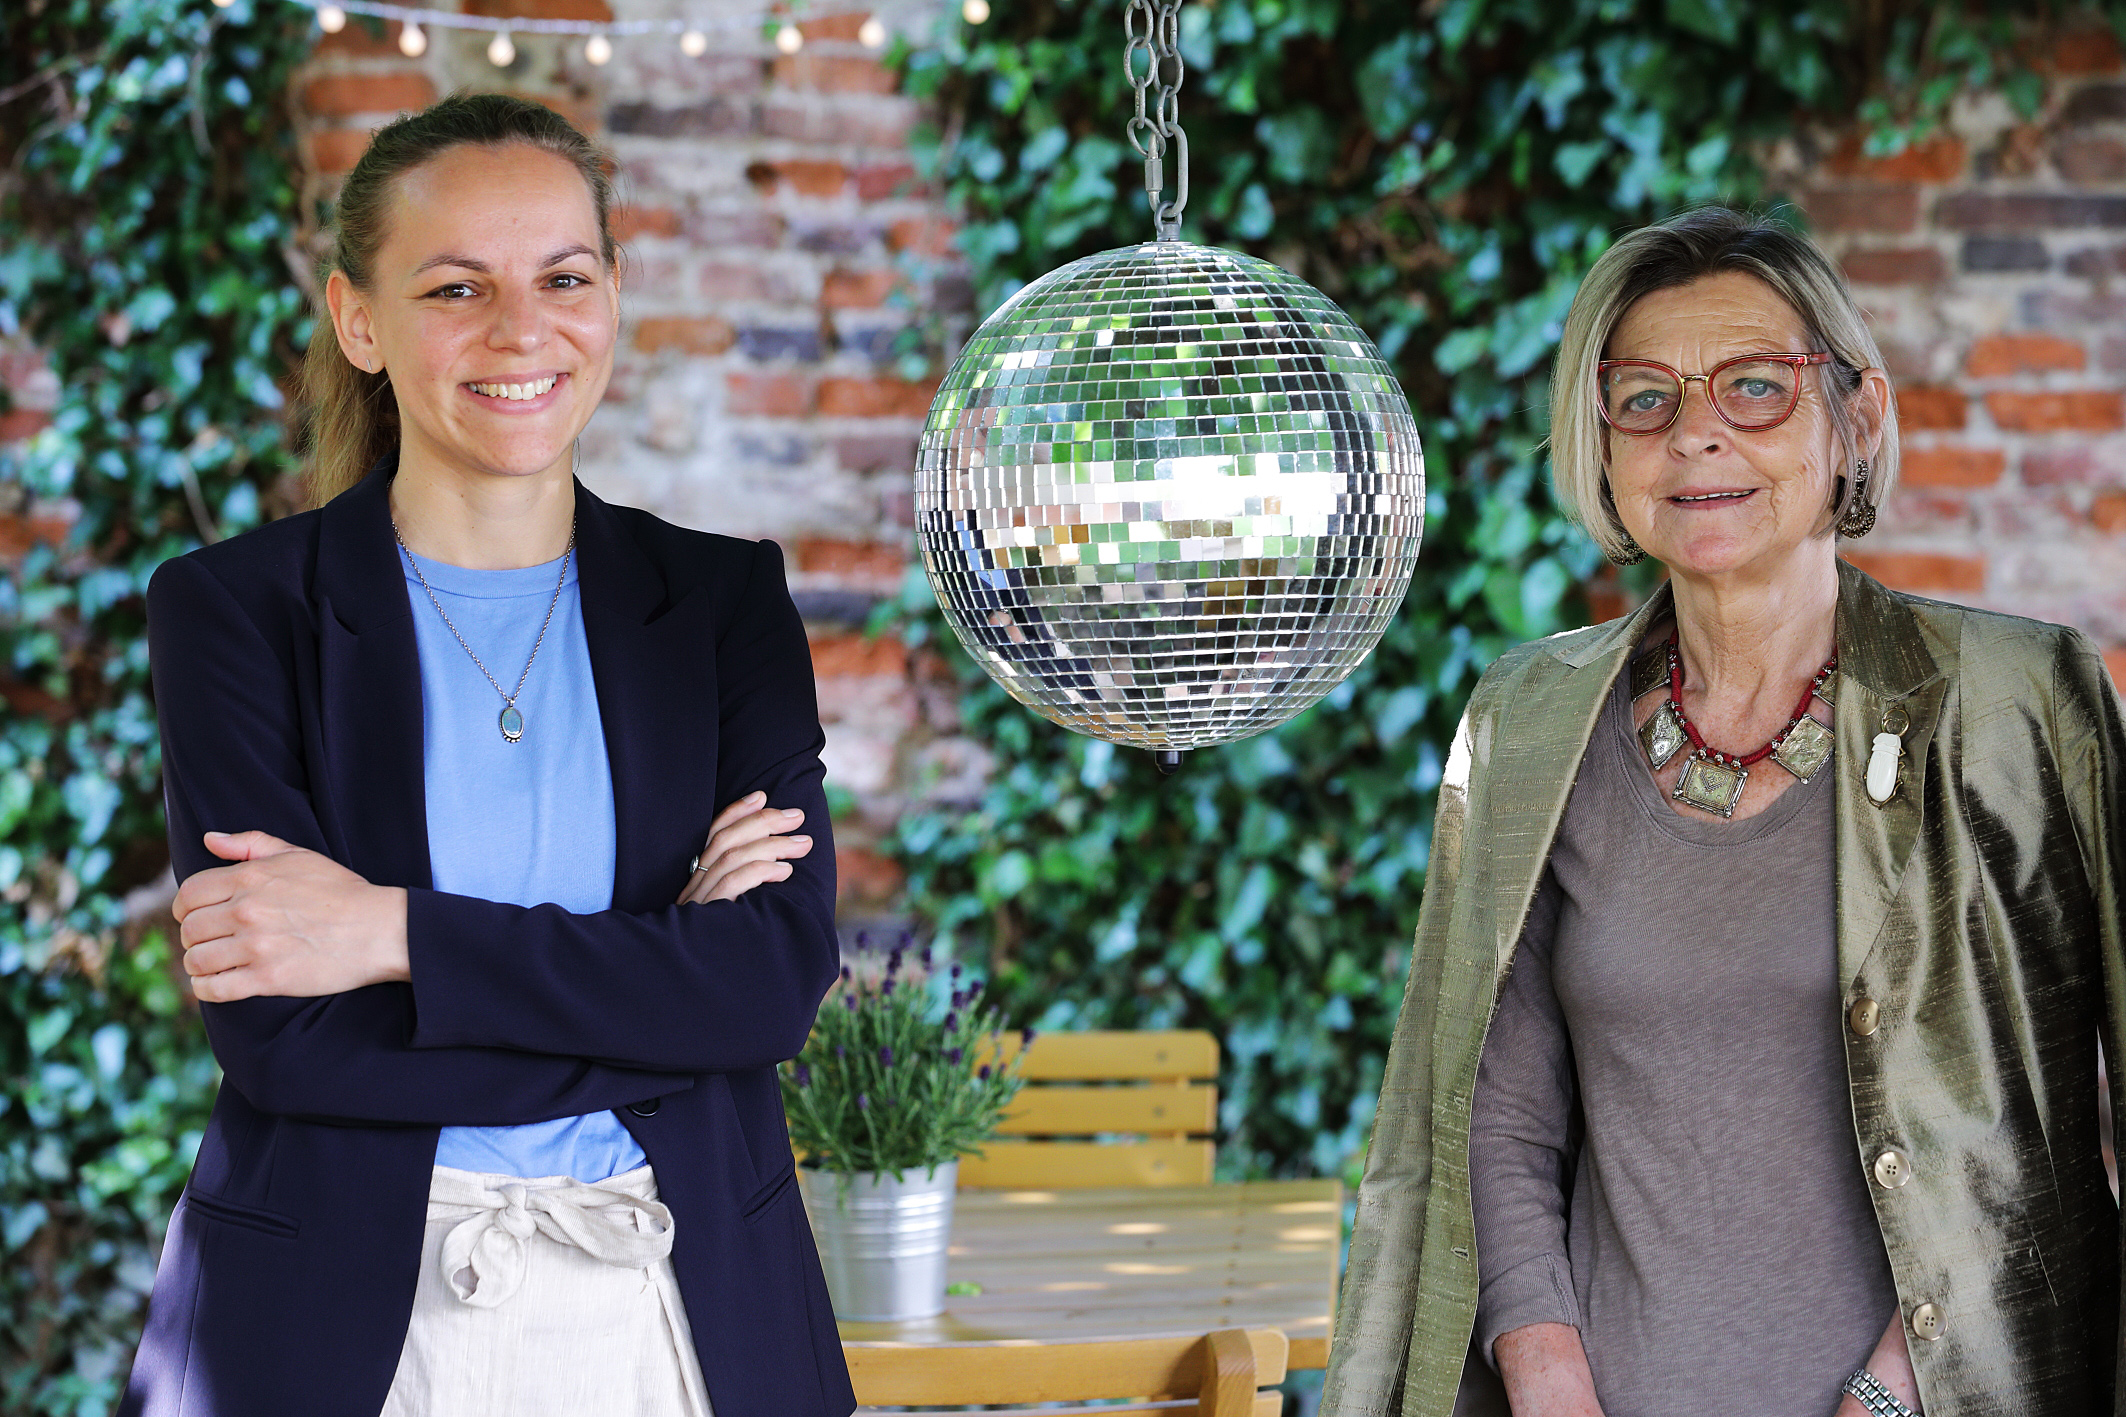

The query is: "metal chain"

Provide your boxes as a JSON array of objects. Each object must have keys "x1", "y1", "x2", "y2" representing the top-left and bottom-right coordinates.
[
  {"x1": 393, "y1": 519, "x2": 576, "y2": 714},
  {"x1": 1124, "y1": 0, "x2": 1187, "y2": 240}
]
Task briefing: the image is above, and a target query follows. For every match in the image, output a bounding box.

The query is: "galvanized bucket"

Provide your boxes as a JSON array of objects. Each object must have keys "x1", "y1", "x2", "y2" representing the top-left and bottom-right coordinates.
[{"x1": 802, "y1": 1160, "x2": 958, "y2": 1321}]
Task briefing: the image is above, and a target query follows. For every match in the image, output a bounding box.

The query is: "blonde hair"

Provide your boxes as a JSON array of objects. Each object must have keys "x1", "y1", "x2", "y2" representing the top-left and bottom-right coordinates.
[
  {"x1": 1548, "y1": 206, "x2": 1898, "y2": 562},
  {"x1": 301, "y1": 93, "x2": 619, "y2": 507}
]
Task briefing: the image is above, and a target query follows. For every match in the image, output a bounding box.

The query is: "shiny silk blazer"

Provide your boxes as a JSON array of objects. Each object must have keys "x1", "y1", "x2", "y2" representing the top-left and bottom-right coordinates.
[{"x1": 1322, "y1": 560, "x2": 2126, "y2": 1416}]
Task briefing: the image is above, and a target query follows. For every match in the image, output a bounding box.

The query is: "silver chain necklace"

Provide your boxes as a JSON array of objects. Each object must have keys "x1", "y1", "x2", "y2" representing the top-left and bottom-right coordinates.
[{"x1": 393, "y1": 519, "x2": 576, "y2": 744}]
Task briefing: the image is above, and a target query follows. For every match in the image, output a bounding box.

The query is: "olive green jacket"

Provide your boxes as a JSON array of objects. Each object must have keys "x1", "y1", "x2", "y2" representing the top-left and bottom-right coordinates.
[{"x1": 1323, "y1": 560, "x2": 2126, "y2": 1416}]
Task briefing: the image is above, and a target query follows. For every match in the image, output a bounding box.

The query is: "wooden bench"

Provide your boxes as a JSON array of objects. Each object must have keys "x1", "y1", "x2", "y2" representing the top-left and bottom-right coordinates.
[
  {"x1": 960, "y1": 1029, "x2": 1219, "y2": 1188},
  {"x1": 848, "y1": 1326, "x2": 1286, "y2": 1416}
]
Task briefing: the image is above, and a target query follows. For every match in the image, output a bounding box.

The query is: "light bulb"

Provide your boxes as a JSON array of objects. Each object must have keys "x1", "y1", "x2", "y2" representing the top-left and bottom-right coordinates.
[
  {"x1": 212, "y1": 0, "x2": 235, "y2": 9},
  {"x1": 398, "y1": 20, "x2": 427, "y2": 56},
  {"x1": 316, "y1": 4, "x2": 346, "y2": 31},
  {"x1": 679, "y1": 28, "x2": 708, "y2": 56},
  {"x1": 584, "y1": 32, "x2": 613, "y2": 64},
  {"x1": 962, "y1": 0, "x2": 990, "y2": 22},
  {"x1": 774, "y1": 21, "x2": 803, "y2": 54},
  {"x1": 858, "y1": 16, "x2": 887, "y2": 47},
  {"x1": 487, "y1": 30, "x2": 515, "y2": 65}
]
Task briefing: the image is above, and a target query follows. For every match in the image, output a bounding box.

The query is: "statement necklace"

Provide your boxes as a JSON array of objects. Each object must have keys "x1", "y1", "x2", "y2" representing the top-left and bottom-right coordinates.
[
  {"x1": 1632, "y1": 633, "x2": 1838, "y2": 818},
  {"x1": 393, "y1": 520, "x2": 576, "y2": 744}
]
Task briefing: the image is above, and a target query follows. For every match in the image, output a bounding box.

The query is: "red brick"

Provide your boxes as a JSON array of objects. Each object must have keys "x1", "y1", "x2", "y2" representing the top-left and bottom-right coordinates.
[
  {"x1": 835, "y1": 846, "x2": 904, "y2": 906},
  {"x1": 798, "y1": 11, "x2": 871, "y2": 41},
  {"x1": 1985, "y1": 390, "x2": 2126, "y2": 433},
  {"x1": 524, "y1": 93, "x2": 601, "y2": 137},
  {"x1": 2106, "y1": 648, "x2": 2126, "y2": 693},
  {"x1": 836, "y1": 433, "x2": 917, "y2": 472},
  {"x1": 2092, "y1": 490, "x2": 2126, "y2": 534},
  {"x1": 726, "y1": 371, "x2": 813, "y2": 417},
  {"x1": 613, "y1": 205, "x2": 682, "y2": 242},
  {"x1": 1936, "y1": 194, "x2": 2126, "y2": 230},
  {"x1": 2054, "y1": 135, "x2": 2126, "y2": 183},
  {"x1": 1842, "y1": 551, "x2": 1987, "y2": 594},
  {"x1": 798, "y1": 538, "x2": 906, "y2": 580},
  {"x1": 1966, "y1": 333, "x2": 2086, "y2": 378},
  {"x1": 853, "y1": 163, "x2": 920, "y2": 201},
  {"x1": 1802, "y1": 183, "x2": 1920, "y2": 235},
  {"x1": 0, "y1": 409, "x2": 51, "y2": 442},
  {"x1": 2055, "y1": 27, "x2": 2125, "y2": 75},
  {"x1": 309, "y1": 127, "x2": 376, "y2": 175},
  {"x1": 2022, "y1": 448, "x2": 2118, "y2": 486},
  {"x1": 2102, "y1": 336, "x2": 2126, "y2": 375},
  {"x1": 462, "y1": 0, "x2": 611, "y2": 17},
  {"x1": 1900, "y1": 446, "x2": 2005, "y2": 488},
  {"x1": 810, "y1": 632, "x2": 906, "y2": 677},
  {"x1": 771, "y1": 54, "x2": 898, "y2": 95},
  {"x1": 1842, "y1": 247, "x2": 1946, "y2": 285},
  {"x1": 820, "y1": 269, "x2": 902, "y2": 309},
  {"x1": 700, "y1": 264, "x2": 785, "y2": 302},
  {"x1": 1826, "y1": 134, "x2": 1966, "y2": 184},
  {"x1": 0, "y1": 510, "x2": 72, "y2": 558},
  {"x1": 302, "y1": 73, "x2": 437, "y2": 118},
  {"x1": 316, "y1": 20, "x2": 406, "y2": 56},
  {"x1": 767, "y1": 159, "x2": 847, "y2": 197},
  {"x1": 633, "y1": 316, "x2": 735, "y2": 356},
  {"x1": 887, "y1": 216, "x2": 956, "y2": 256},
  {"x1": 762, "y1": 98, "x2": 914, "y2": 148},
  {"x1": 818, "y1": 376, "x2": 937, "y2": 418},
  {"x1": 1896, "y1": 386, "x2": 1967, "y2": 432}
]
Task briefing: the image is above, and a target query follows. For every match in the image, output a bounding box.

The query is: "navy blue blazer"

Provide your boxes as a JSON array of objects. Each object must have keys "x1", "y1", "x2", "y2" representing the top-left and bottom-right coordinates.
[{"x1": 121, "y1": 467, "x2": 856, "y2": 1417}]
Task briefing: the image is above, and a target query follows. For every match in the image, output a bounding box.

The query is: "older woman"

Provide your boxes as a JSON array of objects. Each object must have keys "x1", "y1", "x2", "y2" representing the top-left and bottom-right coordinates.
[{"x1": 1322, "y1": 206, "x2": 2126, "y2": 1417}]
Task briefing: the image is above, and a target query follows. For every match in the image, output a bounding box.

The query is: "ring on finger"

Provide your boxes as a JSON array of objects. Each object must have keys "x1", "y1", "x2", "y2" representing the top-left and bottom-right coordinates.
[{"x1": 689, "y1": 855, "x2": 706, "y2": 873}]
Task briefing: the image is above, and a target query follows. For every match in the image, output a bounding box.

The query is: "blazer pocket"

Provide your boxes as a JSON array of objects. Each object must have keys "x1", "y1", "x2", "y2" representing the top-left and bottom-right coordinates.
[
  {"x1": 183, "y1": 1188, "x2": 301, "y2": 1240},
  {"x1": 739, "y1": 1165, "x2": 798, "y2": 1226}
]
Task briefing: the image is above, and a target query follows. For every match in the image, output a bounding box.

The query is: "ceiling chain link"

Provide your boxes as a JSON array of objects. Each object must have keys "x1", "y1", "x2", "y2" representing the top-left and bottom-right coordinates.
[{"x1": 1124, "y1": 0, "x2": 1187, "y2": 240}]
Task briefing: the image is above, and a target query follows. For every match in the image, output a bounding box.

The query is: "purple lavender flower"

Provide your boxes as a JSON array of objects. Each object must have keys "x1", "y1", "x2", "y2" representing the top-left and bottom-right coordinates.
[
  {"x1": 886, "y1": 947, "x2": 905, "y2": 977},
  {"x1": 946, "y1": 1047, "x2": 962, "y2": 1066},
  {"x1": 943, "y1": 1012, "x2": 959, "y2": 1032},
  {"x1": 950, "y1": 963, "x2": 964, "y2": 980},
  {"x1": 857, "y1": 1093, "x2": 869, "y2": 1111},
  {"x1": 1021, "y1": 1028, "x2": 1038, "y2": 1048},
  {"x1": 840, "y1": 964, "x2": 853, "y2": 982},
  {"x1": 836, "y1": 1044, "x2": 847, "y2": 1059},
  {"x1": 844, "y1": 994, "x2": 857, "y2": 1010},
  {"x1": 792, "y1": 1063, "x2": 811, "y2": 1087},
  {"x1": 978, "y1": 1065, "x2": 991, "y2": 1081},
  {"x1": 879, "y1": 1046, "x2": 894, "y2": 1068},
  {"x1": 881, "y1": 978, "x2": 896, "y2": 996}
]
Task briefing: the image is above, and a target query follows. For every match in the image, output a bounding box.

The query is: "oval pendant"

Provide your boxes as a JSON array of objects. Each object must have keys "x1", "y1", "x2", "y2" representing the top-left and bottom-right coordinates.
[{"x1": 499, "y1": 704, "x2": 525, "y2": 742}]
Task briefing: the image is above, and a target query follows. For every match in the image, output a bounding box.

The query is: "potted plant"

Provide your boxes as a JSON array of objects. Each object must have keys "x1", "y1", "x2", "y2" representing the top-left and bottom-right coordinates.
[{"x1": 782, "y1": 942, "x2": 1028, "y2": 1321}]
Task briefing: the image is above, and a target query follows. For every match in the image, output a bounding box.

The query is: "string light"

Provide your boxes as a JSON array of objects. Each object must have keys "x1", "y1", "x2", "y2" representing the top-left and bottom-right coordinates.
[
  {"x1": 680, "y1": 28, "x2": 708, "y2": 56},
  {"x1": 212, "y1": 0, "x2": 236, "y2": 8},
  {"x1": 316, "y1": 4, "x2": 345, "y2": 30},
  {"x1": 858, "y1": 15, "x2": 886, "y2": 47},
  {"x1": 398, "y1": 18, "x2": 426, "y2": 55},
  {"x1": 774, "y1": 21, "x2": 804, "y2": 54},
  {"x1": 962, "y1": 0, "x2": 989, "y2": 22},
  {"x1": 584, "y1": 32, "x2": 612, "y2": 63},
  {"x1": 486, "y1": 29, "x2": 514, "y2": 65},
  {"x1": 280, "y1": 1, "x2": 888, "y2": 62}
]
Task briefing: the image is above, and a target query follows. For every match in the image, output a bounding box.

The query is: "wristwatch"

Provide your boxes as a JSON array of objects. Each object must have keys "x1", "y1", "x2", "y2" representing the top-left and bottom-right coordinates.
[{"x1": 1842, "y1": 1369, "x2": 1918, "y2": 1417}]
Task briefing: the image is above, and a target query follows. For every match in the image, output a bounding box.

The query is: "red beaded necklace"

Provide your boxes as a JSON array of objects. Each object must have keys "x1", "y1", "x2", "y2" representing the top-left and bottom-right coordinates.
[{"x1": 1636, "y1": 633, "x2": 1839, "y2": 818}]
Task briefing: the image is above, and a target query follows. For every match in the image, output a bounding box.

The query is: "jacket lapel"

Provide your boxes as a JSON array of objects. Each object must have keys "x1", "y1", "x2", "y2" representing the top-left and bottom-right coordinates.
[
  {"x1": 1831, "y1": 558, "x2": 1952, "y2": 988},
  {"x1": 573, "y1": 483, "x2": 721, "y2": 914},
  {"x1": 314, "y1": 466, "x2": 433, "y2": 890}
]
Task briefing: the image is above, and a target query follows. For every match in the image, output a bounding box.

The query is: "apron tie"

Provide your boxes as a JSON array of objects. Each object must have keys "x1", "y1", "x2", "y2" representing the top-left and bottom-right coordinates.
[{"x1": 430, "y1": 1172, "x2": 675, "y2": 1309}]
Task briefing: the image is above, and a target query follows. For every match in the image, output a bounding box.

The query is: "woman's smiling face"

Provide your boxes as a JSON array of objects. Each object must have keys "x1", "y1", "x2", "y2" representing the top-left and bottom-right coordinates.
[
  {"x1": 1602, "y1": 270, "x2": 1861, "y2": 582},
  {"x1": 327, "y1": 141, "x2": 617, "y2": 486}
]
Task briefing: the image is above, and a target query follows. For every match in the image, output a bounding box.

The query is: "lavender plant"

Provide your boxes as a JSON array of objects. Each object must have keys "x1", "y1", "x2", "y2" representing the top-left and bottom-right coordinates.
[{"x1": 782, "y1": 945, "x2": 1028, "y2": 1179}]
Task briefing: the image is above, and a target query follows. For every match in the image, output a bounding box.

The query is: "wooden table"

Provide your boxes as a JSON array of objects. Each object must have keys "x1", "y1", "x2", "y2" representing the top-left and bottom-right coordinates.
[{"x1": 830, "y1": 1179, "x2": 1343, "y2": 1370}]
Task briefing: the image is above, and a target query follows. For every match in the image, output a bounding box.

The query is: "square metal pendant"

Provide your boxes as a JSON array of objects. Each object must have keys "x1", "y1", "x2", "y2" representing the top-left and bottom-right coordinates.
[
  {"x1": 1771, "y1": 715, "x2": 1835, "y2": 782},
  {"x1": 1638, "y1": 701, "x2": 1688, "y2": 769},
  {"x1": 1674, "y1": 755, "x2": 1748, "y2": 817},
  {"x1": 1816, "y1": 671, "x2": 1838, "y2": 706},
  {"x1": 1630, "y1": 647, "x2": 1668, "y2": 701}
]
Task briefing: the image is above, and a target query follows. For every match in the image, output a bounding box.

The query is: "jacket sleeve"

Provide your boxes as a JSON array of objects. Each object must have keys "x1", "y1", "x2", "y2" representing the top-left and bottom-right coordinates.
[
  {"x1": 150, "y1": 552, "x2": 691, "y2": 1126},
  {"x1": 400, "y1": 537, "x2": 841, "y2": 1073},
  {"x1": 1322, "y1": 699, "x2": 1484, "y2": 1417},
  {"x1": 2050, "y1": 630, "x2": 2126, "y2": 1382}
]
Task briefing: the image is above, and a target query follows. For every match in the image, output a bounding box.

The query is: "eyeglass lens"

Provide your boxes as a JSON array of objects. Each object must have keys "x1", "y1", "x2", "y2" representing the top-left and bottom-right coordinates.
[{"x1": 1601, "y1": 359, "x2": 1802, "y2": 432}]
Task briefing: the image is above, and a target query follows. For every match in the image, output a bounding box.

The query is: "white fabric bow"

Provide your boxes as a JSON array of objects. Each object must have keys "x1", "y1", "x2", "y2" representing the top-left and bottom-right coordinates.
[{"x1": 430, "y1": 1172, "x2": 676, "y2": 1309}]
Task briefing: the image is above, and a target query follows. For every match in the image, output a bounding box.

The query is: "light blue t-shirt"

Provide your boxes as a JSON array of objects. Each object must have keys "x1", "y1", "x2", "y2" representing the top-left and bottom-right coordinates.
[{"x1": 403, "y1": 546, "x2": 647, "y2": 1182}]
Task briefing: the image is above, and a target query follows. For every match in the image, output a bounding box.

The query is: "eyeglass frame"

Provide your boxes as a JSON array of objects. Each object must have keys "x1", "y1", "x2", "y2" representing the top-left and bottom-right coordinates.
[{"x1": 1594, "y1": 351, "x2": 1838, "y2": 435}]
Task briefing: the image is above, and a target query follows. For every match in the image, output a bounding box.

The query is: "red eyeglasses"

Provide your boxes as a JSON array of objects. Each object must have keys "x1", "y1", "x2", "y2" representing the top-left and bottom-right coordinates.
[{"x1": 1596, "y1": 352, "x2": 1837, "y2": 434}]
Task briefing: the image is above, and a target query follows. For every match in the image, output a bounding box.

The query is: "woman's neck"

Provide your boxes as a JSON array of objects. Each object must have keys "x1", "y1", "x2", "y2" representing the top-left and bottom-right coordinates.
[
  {"x1": 389, "y1": 451, "x2": 577, "y2": 570},
  {"x1": 1665, "y1": 540, "x2": 1840, "y2": 706}
]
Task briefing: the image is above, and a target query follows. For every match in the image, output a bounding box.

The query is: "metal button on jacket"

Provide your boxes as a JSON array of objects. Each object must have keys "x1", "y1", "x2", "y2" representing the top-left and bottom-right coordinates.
[
  {"x1": 1849, "y1": 997, "x2": 1881, "y2": 1036},
  {"x1": 1911, "y1": 1302, "x2": 1945, "y2": 1341},
  {"x1": 627, "y1": 1097, "x2": 661, "y2": 1118},
  {"x1": 1873, "y1": 1148, "x2": 1912, "y2": 1189}
]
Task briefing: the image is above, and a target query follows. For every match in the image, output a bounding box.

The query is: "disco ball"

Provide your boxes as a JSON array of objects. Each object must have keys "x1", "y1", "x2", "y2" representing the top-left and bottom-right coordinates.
[{"x1": 915, "y1": 240, "x2": 1425, "y2": 768}]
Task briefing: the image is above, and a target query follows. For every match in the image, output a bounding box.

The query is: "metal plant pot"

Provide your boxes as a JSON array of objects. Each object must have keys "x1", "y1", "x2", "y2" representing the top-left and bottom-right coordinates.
[{"x1": 802, "y1": 1160, "x2": 958, "y2": 1321}]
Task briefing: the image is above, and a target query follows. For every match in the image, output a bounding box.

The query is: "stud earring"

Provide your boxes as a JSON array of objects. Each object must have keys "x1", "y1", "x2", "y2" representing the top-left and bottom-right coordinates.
[{"x1": 1837, "y1": 459, "x2": 1876, "y2": 539}]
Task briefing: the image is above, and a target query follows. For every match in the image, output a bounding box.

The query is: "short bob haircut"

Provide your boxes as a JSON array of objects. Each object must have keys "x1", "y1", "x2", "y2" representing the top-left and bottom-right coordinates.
[{"x1": 1549, "y1": 206, "x2": 1899, "y2": 564}]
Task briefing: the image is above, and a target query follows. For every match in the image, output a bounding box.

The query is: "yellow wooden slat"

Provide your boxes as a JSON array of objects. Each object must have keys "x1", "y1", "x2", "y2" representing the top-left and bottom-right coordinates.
[
  {"x1": 846, "y1": 1328, "x2": 1286, "y2": 1405},
  {"x1": 986, "y1": 1030, "x2": 1220, "y2": 1081},
  {"x1": 859, "y1": 1399, "x2": 1280, "y2": 1417},
  {"x1": 997, "y1": 1083, "x2": 1218, "y2": 1137},
  {"x1": 957, "y1": 1138, "x2": 1217, "y2": 1188}
]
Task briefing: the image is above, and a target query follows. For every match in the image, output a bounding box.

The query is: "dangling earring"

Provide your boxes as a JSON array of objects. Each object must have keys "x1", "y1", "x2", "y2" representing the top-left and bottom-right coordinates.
[
  {"x1": 1607, "y1": 531, "x2": 1647, "y2": 567},
  {"x1": 1837, "y1": 459, "x2": 1876, "y2": 538}
]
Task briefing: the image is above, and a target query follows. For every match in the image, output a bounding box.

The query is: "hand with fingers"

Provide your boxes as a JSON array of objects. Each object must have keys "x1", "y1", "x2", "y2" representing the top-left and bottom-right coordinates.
[
  {"x1": 173, "y1": 830, "x2": 411, "y2": 1003},
  {"x1": 677, "y1": 791, "x2": 814, "y2": 905}
]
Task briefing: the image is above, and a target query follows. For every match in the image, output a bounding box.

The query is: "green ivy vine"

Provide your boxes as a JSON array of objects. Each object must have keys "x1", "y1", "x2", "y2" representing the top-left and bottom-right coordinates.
[{"x1": 886, "y1": 0, "x2": 2123, "y2": 1183}]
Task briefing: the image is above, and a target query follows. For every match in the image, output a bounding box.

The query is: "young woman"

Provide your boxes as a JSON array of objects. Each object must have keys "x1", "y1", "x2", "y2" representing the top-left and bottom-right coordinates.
[{"x1": 121, "y1": 95, "x2": 854, "y2": 1417}]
